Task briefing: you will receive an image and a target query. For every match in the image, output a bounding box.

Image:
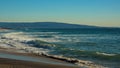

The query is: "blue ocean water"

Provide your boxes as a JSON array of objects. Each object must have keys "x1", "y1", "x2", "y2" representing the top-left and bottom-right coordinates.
[
  {"x1": 0, "y1": 23, "x2": 120, "y2": 63},
  {"x1": 19, "y1": 28, "x2": 120, "y2": 61}
]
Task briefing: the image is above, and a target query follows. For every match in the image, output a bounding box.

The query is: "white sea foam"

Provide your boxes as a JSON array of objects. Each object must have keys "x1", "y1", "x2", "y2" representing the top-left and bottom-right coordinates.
[
  {"x1": 2, "y1": 32, "x2": 35, "y2": 41},
  {"x1": 22, "y1": 32, "x2": 62, "y2": 43},
  {"x1": 0, "y1": 32, "x2": 49, "y2": 54},
  {"x1": 96, "y1": 52, "x2": 116, "y2": 56}
]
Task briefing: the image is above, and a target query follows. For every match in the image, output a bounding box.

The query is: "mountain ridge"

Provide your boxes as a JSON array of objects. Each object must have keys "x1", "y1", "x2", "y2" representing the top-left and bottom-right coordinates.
[{"x1": 0, "y1": 22, "x2": 99, "y2": 29}]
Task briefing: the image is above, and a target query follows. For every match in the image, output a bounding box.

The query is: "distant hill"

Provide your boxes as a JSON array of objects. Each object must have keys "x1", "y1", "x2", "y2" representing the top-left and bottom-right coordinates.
[{"x1": 0, "y1": 22, "x2": 98, "y2": 29}]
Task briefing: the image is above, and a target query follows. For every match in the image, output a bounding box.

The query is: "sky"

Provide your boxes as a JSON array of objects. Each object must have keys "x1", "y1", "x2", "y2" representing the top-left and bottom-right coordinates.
[{"x1": 0, "y1": 0, "x2": 120, "y2": 27}]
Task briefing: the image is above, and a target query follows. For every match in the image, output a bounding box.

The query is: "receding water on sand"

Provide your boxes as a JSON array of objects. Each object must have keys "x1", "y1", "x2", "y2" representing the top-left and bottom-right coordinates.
[{"x1": 0, "y1": 52, "x2": 75, "y2": 66}]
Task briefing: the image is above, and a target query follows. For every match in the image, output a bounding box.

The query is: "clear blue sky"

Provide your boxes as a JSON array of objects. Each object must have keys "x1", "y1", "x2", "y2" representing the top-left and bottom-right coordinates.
[{"x1": 0, "y1": 0, "x2": 120, "y2": 27}]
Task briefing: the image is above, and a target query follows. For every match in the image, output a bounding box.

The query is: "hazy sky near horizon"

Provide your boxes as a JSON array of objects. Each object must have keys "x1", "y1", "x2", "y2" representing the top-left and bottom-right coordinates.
[{"x1": 0, "y1": 0, "x2": 120, "y2": 27}]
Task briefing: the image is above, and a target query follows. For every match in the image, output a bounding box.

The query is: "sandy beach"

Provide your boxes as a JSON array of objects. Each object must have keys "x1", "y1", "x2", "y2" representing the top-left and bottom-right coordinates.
[
  {"x1": 0, "y1": 58, "x2": 78, "y2": 68},
  {"x1": 0, "y1": 47, "x2": 79, "y2": 68}
]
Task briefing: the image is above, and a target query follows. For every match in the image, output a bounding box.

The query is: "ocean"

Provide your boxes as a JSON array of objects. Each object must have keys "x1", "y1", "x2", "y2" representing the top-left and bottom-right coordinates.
[{"x1": 0, "y1": 23, "x2": 120, "y2": 67}]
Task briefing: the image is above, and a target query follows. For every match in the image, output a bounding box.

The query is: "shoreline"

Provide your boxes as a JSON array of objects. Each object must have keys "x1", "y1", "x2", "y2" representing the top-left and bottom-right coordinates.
[
  {"x1": 0, "y1": 47, "x2": 106, "y2": 68},
  {"x1": 0, "y1": 47, "x2": 79, "y2": 68},
  {"x1": 0, "y1": 58, "x2": 77, "y2": 68}
]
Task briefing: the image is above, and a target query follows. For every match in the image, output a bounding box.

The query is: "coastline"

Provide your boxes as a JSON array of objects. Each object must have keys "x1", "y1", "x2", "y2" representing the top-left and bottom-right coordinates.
[
  {"x1": 0, "y1": 58, "x2": 77, "y2": 68},
  {"x1": 0, "y1": 47, "x2": 107, "y2": 68},
  {"x1": 0, "y1": 47, "x2": 79, "y2": 68}
]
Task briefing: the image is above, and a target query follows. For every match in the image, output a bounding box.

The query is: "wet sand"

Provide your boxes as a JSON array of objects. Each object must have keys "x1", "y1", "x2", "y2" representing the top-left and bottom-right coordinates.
[
  {"x1": 0, "y1": 47, "x2": 112, "y2": 68},
  {"x1": 0, "y1": 48, "x2": 79, "y2": 68},
  {"x1": 0, "y1": 58, "x2": 78, "y2": 68}
]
